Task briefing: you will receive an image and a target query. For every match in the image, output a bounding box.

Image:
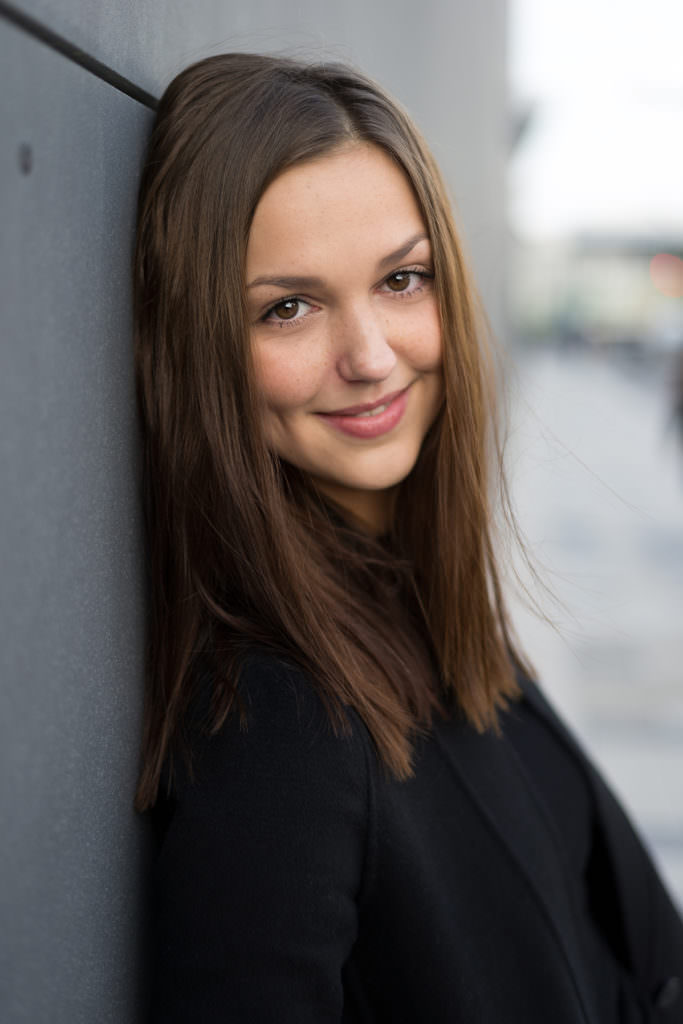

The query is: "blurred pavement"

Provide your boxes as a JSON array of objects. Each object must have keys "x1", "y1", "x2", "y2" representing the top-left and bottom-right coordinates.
[{"x1": 506, "y1": 343, "x2": 683, "y2": 908}]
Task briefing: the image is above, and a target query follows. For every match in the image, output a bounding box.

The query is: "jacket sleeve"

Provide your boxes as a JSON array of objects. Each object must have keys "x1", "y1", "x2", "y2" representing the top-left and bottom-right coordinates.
[{"x1": 148, "y1": 653, "x2": 371, "y2": 1022}]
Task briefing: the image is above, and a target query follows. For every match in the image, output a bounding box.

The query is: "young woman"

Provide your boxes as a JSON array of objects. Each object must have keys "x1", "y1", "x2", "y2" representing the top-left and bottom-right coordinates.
[{"x1": 134, "y1": 53, "x2": 683, "y2": 1022}]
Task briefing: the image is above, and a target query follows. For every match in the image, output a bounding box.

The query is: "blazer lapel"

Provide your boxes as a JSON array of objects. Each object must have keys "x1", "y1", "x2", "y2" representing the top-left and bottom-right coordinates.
[
  {"x1": 432, "y1": 711, "x2": 600, "y2": 1024},
  {"x1": 518, "y1": 675, "x2": 683, "y2": 1008}
]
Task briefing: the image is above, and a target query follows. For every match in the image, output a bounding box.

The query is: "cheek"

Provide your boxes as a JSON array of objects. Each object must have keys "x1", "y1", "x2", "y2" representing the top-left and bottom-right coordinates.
[
  {"x1": 397, "y1": 302, "x2": 442, "y2": 371},
  {"x1": 252, "y1": 340, "x2": 330, "y2": 413}
]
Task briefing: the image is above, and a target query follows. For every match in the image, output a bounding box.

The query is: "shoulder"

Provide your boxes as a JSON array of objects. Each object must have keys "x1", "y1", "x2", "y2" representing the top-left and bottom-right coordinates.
[
  {"x1": 157, "y1": 649, "x2": 373, "y2": 893},
  {"x1": 512, "y1": 671, "x2": 587, "y2": 755},
  {"x1": 173, "y1": 649, "x2": 371, "y2": 811},
  {"x1": 232, "y1": 649, "x2": 354, "y2": 738},
  {"x1": 150, "y1": 652, "x2": 375, "y2": 1018}
]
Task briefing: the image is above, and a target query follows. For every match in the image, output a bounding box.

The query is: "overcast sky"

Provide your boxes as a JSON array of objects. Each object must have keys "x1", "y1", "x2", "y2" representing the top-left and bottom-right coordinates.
[{"x1": 508, "y1": 0, "x2": 683, "y2": 241}]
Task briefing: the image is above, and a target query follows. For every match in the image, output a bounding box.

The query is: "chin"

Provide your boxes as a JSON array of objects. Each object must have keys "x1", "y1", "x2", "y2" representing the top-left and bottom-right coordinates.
[{"x1": 333, "y1": 455, "x2": 421, "y2": 493}]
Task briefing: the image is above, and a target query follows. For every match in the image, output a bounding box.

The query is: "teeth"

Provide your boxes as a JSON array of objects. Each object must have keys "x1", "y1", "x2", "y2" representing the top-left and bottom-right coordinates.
[{"x1": 349, "y1": 401, "x2": 391, "y2": 418}]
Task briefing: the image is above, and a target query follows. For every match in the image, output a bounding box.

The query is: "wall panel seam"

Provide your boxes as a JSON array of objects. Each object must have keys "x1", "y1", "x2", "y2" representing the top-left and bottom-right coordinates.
[{"x1": 0, "y1": 0, "x2": 158, "y2": 109}]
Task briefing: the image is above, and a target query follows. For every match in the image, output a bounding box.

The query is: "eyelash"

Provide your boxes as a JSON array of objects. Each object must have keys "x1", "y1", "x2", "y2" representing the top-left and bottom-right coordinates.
[{"x1": 259, "y1": 266, "x2": 434, "y2": 329}]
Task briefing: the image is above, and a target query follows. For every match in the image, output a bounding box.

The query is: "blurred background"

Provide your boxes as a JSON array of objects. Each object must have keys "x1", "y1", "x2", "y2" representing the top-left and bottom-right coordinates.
[
  {"x1": 1, "y1": 1, "x2": 681, "y2": 1019},
  {"x1": 505, "y1": 0, "x2": 683, "y2": 908}
]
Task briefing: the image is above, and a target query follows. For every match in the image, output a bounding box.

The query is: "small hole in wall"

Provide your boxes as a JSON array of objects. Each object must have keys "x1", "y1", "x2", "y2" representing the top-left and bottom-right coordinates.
[{"x1": 18, "y1": 143, "x2": 33, "y2": 175}]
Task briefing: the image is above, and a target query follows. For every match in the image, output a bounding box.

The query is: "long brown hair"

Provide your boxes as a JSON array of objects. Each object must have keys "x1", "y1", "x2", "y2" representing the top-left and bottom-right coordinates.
[{"x1": 133, "y1": 52, "x2": 529, "y2": 811}]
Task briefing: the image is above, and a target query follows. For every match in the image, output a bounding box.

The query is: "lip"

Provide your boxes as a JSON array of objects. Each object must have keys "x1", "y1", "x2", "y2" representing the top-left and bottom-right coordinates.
[
  {"x1": 323, "y1": 386, "x2": 411, "y2": 417},
  {"x1": 316, "y1": 383, "x2": 412, "y2": 440}
]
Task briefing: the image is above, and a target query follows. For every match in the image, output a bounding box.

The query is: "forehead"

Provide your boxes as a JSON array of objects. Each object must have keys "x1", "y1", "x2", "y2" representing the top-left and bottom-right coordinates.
[{"x1": 246, "y1": 143, "x2": 428, "y2": 274}]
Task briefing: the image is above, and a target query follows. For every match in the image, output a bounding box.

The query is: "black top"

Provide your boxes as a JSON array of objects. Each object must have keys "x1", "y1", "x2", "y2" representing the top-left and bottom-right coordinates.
[
  {"x1": 505, "y1": 701, "x2": 622, "y2": 1022},
  {"x1": 147, "y1": 652, "x2": 683, "y2": 1022}
]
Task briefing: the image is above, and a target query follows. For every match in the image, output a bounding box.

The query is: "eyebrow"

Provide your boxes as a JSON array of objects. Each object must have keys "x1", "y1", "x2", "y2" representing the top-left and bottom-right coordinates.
[
  {"x1": 377, "y1": 232, "x2": 430, "y2": 272},
  {"x1": 246, "y1": 231, "x2": 430, "y2": 291}
]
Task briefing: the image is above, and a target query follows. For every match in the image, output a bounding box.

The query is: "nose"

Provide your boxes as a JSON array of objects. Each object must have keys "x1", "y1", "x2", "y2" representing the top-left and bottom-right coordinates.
[{"x1": 334, "y1": 304, "x2": 398, "y2": 382}]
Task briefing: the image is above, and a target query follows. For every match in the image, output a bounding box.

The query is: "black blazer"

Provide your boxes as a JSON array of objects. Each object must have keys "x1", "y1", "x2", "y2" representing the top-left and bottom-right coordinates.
[{"x1": 148, "y1": 652, "x2": 683, "y2": 1022}]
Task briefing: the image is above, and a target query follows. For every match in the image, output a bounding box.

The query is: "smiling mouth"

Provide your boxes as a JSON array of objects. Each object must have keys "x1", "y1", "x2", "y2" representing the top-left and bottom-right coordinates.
[
  {"x1": 316, "y1": 383, "x2": 413, "y2": 439},
  {"x1": 345, "y1": 401, "x2": 393, "y2": 418},
  {"x1": 322, "y1": 384, "x2": 412, "y2": 418}
]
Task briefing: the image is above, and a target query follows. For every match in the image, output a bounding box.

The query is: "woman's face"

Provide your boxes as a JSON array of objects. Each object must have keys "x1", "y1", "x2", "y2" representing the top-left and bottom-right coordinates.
[{"x1": 246, "y1": 142, "x2": 443, "y2": 533}]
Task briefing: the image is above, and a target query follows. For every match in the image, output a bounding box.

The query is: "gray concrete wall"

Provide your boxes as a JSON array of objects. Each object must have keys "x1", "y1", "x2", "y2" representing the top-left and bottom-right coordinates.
[
  {"x1": 5, "y1": 0, "x2": 509, "y2": 333},
  {"x1": 0, "y1": 3, "x2": 507, "y2": 1021},
  {"x1": 0, "y1": 15, "x2": 152, "y2": 1023}
]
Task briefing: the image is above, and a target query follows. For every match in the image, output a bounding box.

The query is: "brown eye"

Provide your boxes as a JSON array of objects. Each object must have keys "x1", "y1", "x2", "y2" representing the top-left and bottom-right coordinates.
[
  {"x1": 386, "y1": 272, "x2": 411, "y2": 292},
  {"x1": 261, "y1": 296, "x2": 314, "y2": 327},
  {"x1": 273, "y1": 299, "x2": 300, "y2": 319}
]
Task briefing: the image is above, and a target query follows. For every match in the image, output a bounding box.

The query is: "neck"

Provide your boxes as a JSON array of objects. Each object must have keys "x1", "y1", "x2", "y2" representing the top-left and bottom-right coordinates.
[{"x1": 315, "y1": 483, "x2": 397, "y2": 537}]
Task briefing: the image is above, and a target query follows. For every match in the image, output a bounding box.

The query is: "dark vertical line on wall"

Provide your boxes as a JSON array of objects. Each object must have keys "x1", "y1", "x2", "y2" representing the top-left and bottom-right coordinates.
[{"x1": 0, "y1": 0, "x2": 158, "y2": 109}]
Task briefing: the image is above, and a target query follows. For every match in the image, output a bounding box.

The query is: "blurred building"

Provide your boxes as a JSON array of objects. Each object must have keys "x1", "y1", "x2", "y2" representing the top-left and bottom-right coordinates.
[{"x1": 509, "y1": 234, "x2": 683, "y2": 352}]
